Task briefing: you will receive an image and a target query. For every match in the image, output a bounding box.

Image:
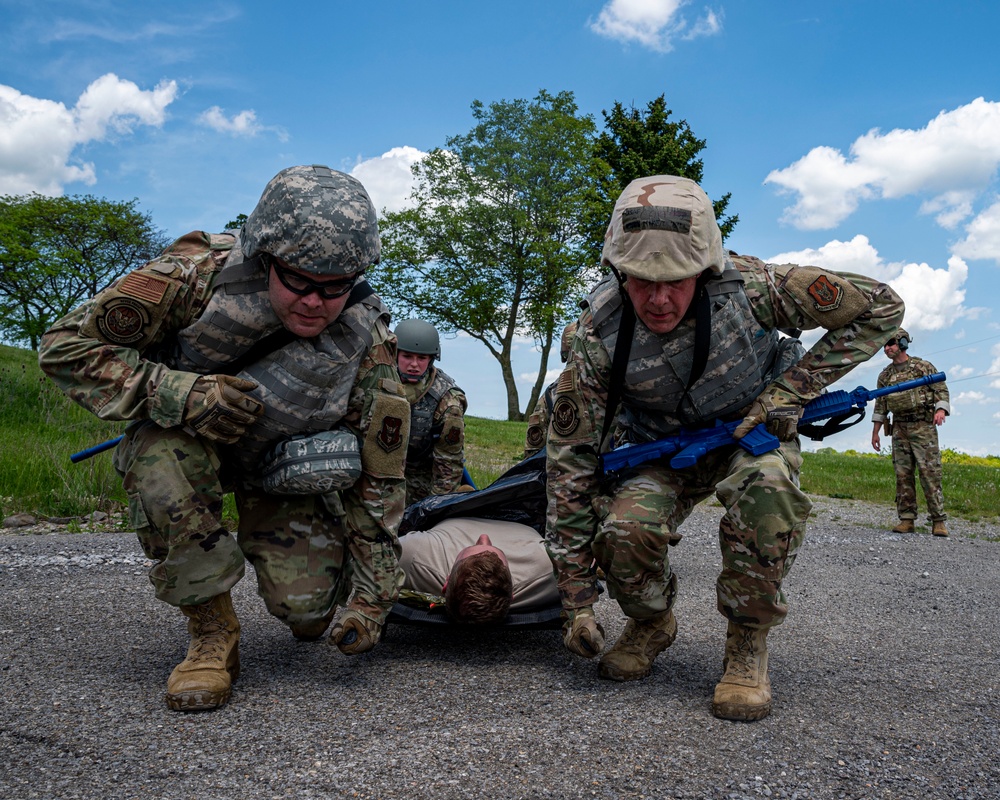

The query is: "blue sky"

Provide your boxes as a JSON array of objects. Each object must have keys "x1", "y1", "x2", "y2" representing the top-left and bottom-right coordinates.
[{"x1": 3, "y1": 1, "x2": 1000, "y2": 455}]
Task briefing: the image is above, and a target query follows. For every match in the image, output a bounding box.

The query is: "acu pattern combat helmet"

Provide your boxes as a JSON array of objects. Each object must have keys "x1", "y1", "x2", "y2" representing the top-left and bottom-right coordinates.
[
  {"x1": 241, "y1": 164, "x2": 380, "y2": 277},
  {"x1": 602, "y1": 175, "x2": 725, "y2": 282},
  {"x1": 394, "y1": 319, "x2": 441, "y2": 359}
]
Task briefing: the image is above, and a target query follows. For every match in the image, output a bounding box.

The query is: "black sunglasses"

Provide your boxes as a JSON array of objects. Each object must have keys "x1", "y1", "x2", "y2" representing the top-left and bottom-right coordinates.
[{"x1": 269, "y1": 257, "x2": 362, "y2": 299}]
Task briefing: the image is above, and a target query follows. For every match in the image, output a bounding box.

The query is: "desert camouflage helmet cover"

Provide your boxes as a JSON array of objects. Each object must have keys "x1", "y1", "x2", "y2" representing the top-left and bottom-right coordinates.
[
  {"x1": 241, "y1": 164, "x2": 380, "y2": 276},
  {"x1": 602, "y1": 175, "x2": 725, "y2": 282},
  {"x1": 394, "y1": 319, "x2": 441, "y2": 358}
]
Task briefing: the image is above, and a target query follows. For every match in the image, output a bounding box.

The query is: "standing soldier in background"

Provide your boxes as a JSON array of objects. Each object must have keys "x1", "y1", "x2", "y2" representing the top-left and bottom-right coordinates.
[
  {"x1": 870, "y1": 328, "x2": 950, "y2": 537},
  {"x1": 545, "y1": 175, "x2": 904, "y2": 722},
  {"x1": 38, "y1": 165, "x2": 410, "y2": 712},
  {"x1": 524, "y1": 321, "x2": 578, "y2": 459},
  {"x1": 394, "y1": 319, "x2": 468, "y2": 504}
]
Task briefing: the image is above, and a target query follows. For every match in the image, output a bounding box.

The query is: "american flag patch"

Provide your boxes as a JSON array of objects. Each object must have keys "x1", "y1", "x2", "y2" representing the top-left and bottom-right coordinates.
[{"x1": 120, "y1": 272, "x2": 170, "y2": 304}]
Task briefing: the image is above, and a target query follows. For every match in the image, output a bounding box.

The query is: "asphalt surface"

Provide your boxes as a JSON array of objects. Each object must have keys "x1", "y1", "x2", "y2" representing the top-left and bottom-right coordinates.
[{"x1": 1, "y1": 497, "x2": 998, "y2": 800}]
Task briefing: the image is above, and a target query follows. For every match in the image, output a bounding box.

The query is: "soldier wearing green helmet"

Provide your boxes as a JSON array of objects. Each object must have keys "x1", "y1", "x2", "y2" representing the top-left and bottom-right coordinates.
[
  {"x1": 39, "y1": 165, "x2": 411, "y2": 712},
  {"x1": 393, "y1": 319, "x2": 469, "y2": 504},
  {"x1": 545, "y1": 175, "x2": 905, "y2": 722}
]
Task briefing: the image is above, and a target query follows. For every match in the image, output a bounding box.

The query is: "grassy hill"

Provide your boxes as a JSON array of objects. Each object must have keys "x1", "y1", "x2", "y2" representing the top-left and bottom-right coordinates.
[{"x1": 2, "y1": 342, "x2": 997, "y2": 525}]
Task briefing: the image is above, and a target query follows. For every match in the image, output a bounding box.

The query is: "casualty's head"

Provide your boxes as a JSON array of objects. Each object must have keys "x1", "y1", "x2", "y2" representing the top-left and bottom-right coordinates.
[
  {"x1": 242, "y1": 165, "x2": 380, "y2": 337},
  {"x1": 444, "y1": 533, "x2": 513, "y2": 625},
  {"x1": 602, "y1": 175, "x2": 725, "y2": 335},
  {"x1": 394, "y1": 318, "x2": 440, "y2": 383}
]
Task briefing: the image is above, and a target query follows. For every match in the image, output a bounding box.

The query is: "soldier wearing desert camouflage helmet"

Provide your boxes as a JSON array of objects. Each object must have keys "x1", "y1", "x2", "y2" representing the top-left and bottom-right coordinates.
[
  {"x1": 545, "y1": 175, "x2": 904, "y2": 721},
  {"x1": 870, "y1": 328, "x2": 951, "y2": 536},
  {"x1": 39, "y1": 165, "x2": 410, "y2": 712}
]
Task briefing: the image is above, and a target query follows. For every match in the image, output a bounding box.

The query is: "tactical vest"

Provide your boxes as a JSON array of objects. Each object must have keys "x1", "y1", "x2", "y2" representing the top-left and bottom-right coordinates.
[
  {"x1": 405, "y1": 368, "x2": 457, "y2": 463},
  {"x1": 880, "y1": 358, "x2": 936, "y2": 417},
  {"x1": 171, "y1": 247, "x2": 390, "y2": 471},
  {"x1": 587, "y1": 269, "x2": 798, "y2": 443}
]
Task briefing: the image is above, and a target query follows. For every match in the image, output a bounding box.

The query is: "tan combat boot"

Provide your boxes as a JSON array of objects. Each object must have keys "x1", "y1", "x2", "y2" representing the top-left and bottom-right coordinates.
[
  {"x1": 891, "y1": 519, "x2": 915, "y2": 534},
  {"x1": 712, "y1": 622, "x2": 771, "y2": 721},
  {"x1": 165, "y1": 591, "x2": 240, "y2": 712},
  {"x1": 598, "y1": 610, "x2": 677, "y2": 681},
  {"x1": 932, "y1": 520, "x2": 949, "y2": 537}
]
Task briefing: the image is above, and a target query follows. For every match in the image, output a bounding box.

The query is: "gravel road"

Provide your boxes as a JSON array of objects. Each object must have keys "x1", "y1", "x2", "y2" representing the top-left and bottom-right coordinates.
[{"x1": 2, "y1": 497, "x2": 998, "y2": 800}]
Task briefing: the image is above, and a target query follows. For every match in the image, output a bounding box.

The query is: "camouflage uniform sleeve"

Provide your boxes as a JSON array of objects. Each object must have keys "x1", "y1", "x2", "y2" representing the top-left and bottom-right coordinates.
[
  {"x1": 924, "y1": 359, "x2": 951, "y2": 414},
  {"x1": 431, "y1": 387, "x2": 468, "y2": 494},
  {"x1": 37, "y1": 237, "x2": 221, "y2": 427},
  {"x1": 737, "y1": 254, "x2": 905, "y2": 402},
  {"x1": 872, "y1": 365, "x2": 893, "y2": 423},
  {"x1": 340, "y1": 318, "x2": 409, "y2": 623},
  {"x1": 544, "y1": 308, "x2": 609, "y2": 610}
]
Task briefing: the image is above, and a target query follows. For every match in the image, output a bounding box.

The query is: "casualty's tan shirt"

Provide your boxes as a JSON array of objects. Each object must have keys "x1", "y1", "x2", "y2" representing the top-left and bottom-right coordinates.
[{"x1": 399, "y1": 517, "x2": 558, "y2": 610}]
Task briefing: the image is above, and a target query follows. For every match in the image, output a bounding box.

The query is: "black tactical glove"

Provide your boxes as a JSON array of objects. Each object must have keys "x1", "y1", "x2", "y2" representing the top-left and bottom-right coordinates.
[
  {"x1": 733, "y1": 387, "x2": 803, "y2": 442},
  {"x1": 183, "y1": 375, "x2": 264, "y2": 444}
]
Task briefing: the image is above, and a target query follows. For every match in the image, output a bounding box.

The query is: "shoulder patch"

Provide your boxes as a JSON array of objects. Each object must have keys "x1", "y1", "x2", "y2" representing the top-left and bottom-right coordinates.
[
  {"x1": 806, "y1": 274, "x2": 843, "y2": 312},
  {"x1": 93, "y1": 297, "x2": 151, "y2": 345},
  {"x1": 551, "y1": 396, "x2": 580, "y2": 437},
  {"x1": 377, "y1": 416, "x2": 404, "y2": 452},
  {"x1": 119, "y1": 272, "x2": 170, "y2": 304},
  {"x1": 784, "y1": 266, "x2": 872, "y2": 329}
]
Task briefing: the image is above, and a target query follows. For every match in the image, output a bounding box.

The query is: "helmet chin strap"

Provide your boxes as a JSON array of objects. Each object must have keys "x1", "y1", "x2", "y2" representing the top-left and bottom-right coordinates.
[{"x1": 398, "y1": 366, "x2": 429, "y2": 384}]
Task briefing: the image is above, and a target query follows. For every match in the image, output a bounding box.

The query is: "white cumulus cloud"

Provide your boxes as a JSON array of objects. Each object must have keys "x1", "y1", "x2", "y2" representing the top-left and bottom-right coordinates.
[
  {"x1": 952, "y1": 197, "x2": 1000, "y2": 265},
  {"x1": 589, "y1": 0, "x2": 721, "y2": 53},
  {"x1": 198, "y1": 107, "x2": 262, "y2": 137},
  {"x1": 350, "y1": 146, "x2": 428, "y2": 214},
  {"x1": 765, "y1": 97, "x2": 1000, "y2": 230},
  {"x1": 0, "y1": 73, "x2": 177, "y2": 195}
]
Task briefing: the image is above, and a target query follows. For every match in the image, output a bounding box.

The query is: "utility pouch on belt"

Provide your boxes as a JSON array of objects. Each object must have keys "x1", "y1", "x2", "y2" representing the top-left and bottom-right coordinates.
[{"x1": 262, "y1": 429, "x2": 362, "y2": 495}]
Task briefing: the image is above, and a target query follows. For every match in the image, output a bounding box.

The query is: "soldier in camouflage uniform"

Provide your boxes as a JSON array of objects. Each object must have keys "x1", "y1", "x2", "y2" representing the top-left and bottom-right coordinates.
[
  {"x1": 524, "y1": 322, "x2": 578, "y2": 459},
  {"x1": 38, "y1": 166, "x2": 411, "y2": 712},
  {"x1": 393, "y1": 319, "x2": 468, "y2": 504},
  {"x1": 545, "y1": 176, "x2": 904, "y2": 721},
  {"x1": 870, "y1": 329, "x2": 950, "y2": 536}
]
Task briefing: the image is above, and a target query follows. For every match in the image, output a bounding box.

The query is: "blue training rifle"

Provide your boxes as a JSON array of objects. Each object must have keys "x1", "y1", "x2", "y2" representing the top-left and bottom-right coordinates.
[
  {"x1": 599, "y1": 371, "x2": 946, "y2": 474},
  {"x1": 71, "y1": 434, "x2": 125, "y2": 463}
]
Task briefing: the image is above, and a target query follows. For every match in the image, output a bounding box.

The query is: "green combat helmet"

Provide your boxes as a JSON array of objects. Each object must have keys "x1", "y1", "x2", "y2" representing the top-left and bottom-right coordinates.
[
  {"x1": 241, "y1": 164, "x2": 380, "y2": 276},
  {"x1": 895, "y1": 328, "x2": 911, "y2": 350},
  {"x1": 602, "y1": 175, "x2": 725, "y2": 282},
  {"x1": 395, "y1": 319, "x2": 441, "y2": 359}
]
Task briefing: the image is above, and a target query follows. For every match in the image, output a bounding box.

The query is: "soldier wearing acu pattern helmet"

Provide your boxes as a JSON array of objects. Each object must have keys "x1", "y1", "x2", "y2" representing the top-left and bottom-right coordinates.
[
  {"x1": 242, "y1": 164, "x2": 380, "y2": 276},
  {"x1": 394, "y1": 319, "x2": 469, "y2": 505},
  {"x1": 871, "y1": 327, "x2": 951, "y2": 536},
  {"x1": 38, "y1": 165, "x2": 411, "y2": 713},
  {"x1": 545, "y1": 174, "x2": 904, "y2": 722}
]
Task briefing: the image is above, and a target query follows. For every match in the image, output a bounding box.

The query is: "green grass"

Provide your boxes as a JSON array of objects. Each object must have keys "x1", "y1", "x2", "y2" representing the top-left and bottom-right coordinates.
[{"x1": 2, "y1": 342, "x2": 998, "y2": 526}]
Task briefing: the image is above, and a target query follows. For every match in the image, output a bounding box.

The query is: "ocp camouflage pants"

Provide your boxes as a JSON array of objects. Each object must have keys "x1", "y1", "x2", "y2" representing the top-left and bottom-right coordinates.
[
  {"x1": 594, "y1": 441, "x2": 812, "y2": 629},
  {"x1": 891, "y1": 421, "x2": 946, "y2": 521},
  {"x1": 114, "y1": 422, "x2": 351, "y2": 627}
]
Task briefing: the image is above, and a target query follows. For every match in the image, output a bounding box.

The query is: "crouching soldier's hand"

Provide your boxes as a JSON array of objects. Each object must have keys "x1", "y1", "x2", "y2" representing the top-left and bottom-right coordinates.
[
  {"x1": 329, "y1": 610, "x2": 382, "y2": 655},
  {"x1": 733, "y1": 385, "x2": 803, "y2": 442},
  {"x1": 562, "y1": 606, "x2": 605, "y2": 658},
  {"x1": 183, "y1": 375, "x2": 264, "y2": 444}
]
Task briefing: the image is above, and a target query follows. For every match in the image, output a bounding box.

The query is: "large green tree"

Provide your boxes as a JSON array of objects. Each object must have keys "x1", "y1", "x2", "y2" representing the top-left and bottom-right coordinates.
[
  {"x1": 592, "y1": 94, "x2": 738, "y2": 263},
  {"x1": 0, "y1": 194, "x2": 169, "y2": 349},
  {"x1": 374, "y1": 90, "x2": 614, "y2": 420}
]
